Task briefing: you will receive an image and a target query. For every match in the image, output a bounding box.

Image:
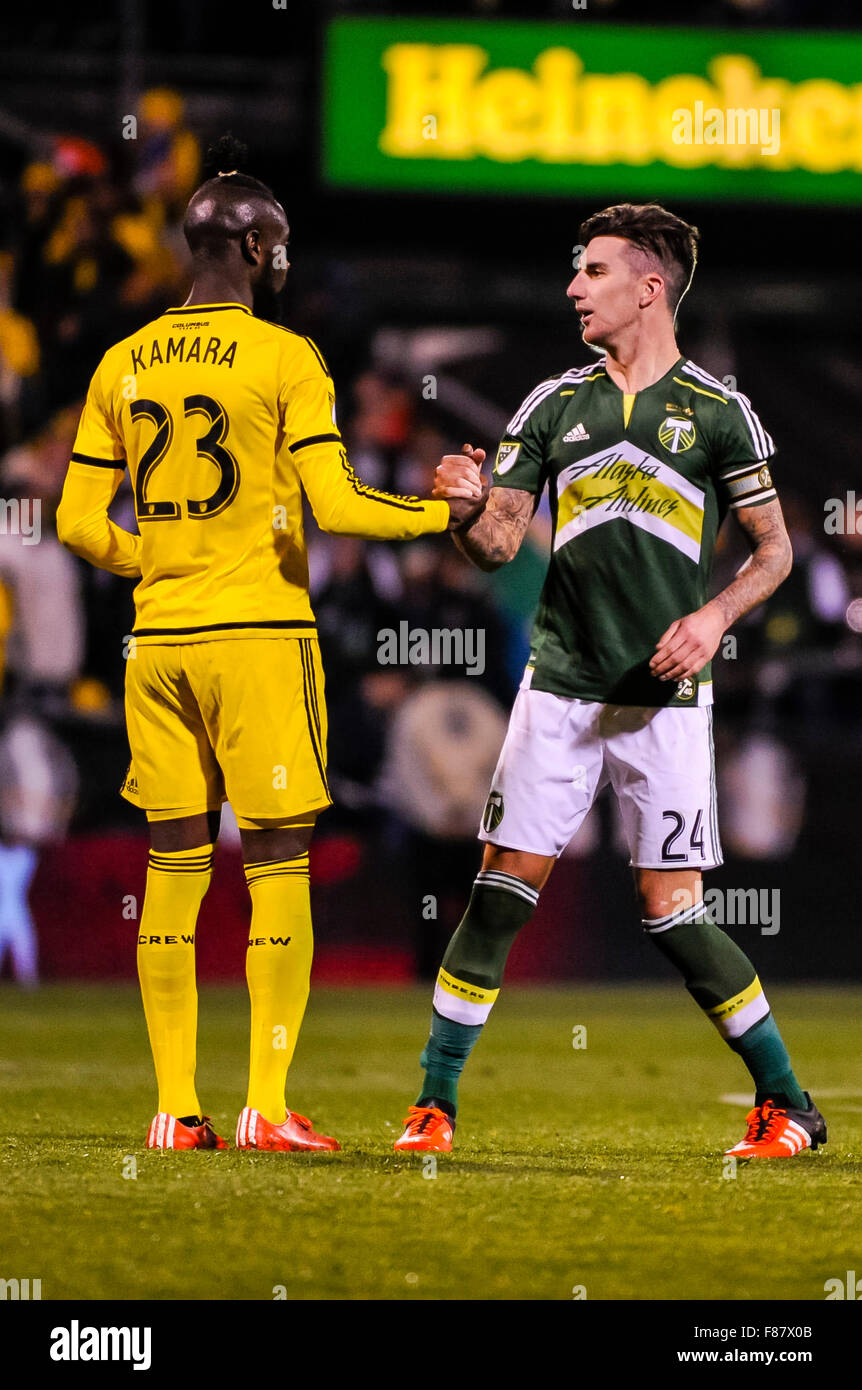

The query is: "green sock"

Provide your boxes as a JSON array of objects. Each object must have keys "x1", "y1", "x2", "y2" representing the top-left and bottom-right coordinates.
[
  {"x1": 729, "y1": 1012, "x2": 808, "y2": 1110},
  {"x1": 643, "y1": 901, "x2": 806, "y2": 1108},
  {"x1": 417, "y1": 870, "x2": 540, "y2": 1115}
]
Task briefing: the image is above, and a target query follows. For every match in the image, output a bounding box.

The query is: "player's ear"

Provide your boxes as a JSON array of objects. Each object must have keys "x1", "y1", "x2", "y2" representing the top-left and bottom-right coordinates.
[
  {"x1": 241, "y1": 228, "x2": 261, "y2": 266},
  {"x1": 640, "y1": 272, "x2": 664, "y2": 308}
]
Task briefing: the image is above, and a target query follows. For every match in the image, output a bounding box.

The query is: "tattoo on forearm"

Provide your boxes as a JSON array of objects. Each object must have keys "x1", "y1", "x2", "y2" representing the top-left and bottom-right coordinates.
[
  {"x1": 453, "y1": 487, "x2": 535, "y2": 570},
  {"x1": 711, "y1": 501, "x2": 792, "y2": 629}
]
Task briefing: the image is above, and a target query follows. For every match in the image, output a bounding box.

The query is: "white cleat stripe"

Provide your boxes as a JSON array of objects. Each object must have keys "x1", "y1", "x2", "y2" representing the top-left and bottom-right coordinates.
[{"x1": 785, "y1": 1120, "x2": 811, "y2": 1146}]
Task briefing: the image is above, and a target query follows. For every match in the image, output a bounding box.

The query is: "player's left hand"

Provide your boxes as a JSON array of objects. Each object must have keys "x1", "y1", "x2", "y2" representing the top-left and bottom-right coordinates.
[
  {"x1": 433, "y1": 443, "x2": 487, "y2": 500},
  {"x1": 650, "y1": 605, "x2": 727, "y2": 682}
]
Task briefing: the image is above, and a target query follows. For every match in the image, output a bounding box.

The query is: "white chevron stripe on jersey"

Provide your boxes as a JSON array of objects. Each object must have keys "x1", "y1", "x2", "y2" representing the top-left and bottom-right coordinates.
[
  {"x1": 680, "y1": 362, "x2": 774, "y2": 460},
  {"x1": 555, "y1": 492, "x2": 703, "y2": 564},
  {"x1": 507, "y1": 362, "x2": 603, "y2": 435}
]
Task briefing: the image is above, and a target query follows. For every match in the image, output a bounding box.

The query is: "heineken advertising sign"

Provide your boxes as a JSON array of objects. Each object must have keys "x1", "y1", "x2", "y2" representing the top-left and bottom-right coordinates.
[{"x1": 323, "y1": 18, "x2": 862, "y2": 203}]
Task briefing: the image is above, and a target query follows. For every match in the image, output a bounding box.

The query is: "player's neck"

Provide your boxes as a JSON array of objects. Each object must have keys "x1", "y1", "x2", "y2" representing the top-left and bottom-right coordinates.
[
  {"x1": 602, "y1": 325, "x2": 680, "y2": 394},
  {"x1": 182, "y1": 274, "x2": 253, "y2": 311}
]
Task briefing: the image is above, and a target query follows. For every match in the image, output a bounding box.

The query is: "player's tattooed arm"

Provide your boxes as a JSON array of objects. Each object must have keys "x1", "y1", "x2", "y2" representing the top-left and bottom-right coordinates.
[
  {"x1": 709, "y1": 498, "x2": 793, "y2": 629},
  {"x1": 452, "y1": 486, "x2": 536, "y2": 571},
  {"x1": 650, "y1": 498, "x2": 792, "y2": 682},
  {"x1": 432, "y1": 445, "x2": 534, "y2": 570}
]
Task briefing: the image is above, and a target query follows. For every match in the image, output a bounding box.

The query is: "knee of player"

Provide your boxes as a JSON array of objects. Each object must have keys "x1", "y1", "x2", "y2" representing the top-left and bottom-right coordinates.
[{"x1": 635, "y1": 868, "x2": 703, "y2": 924}]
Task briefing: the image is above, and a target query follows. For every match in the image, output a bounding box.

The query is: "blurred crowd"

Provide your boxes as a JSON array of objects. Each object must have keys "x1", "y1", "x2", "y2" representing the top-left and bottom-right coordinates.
[{"x1": 0, "y1": 88, "x2": 860, "y2": 983}]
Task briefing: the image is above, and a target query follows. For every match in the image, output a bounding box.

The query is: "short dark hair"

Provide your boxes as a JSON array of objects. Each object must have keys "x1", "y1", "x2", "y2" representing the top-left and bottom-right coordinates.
[
  {"x1": 578, "y1": 203, "x2": 700, "y2": 313},
  {"x1": 183, "y1": 134, "x2": 282, "y2": 258}
]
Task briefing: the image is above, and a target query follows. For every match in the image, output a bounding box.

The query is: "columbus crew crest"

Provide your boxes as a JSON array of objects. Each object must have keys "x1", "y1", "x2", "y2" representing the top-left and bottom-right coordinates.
[{"x1": 658, "y1": 416, "x2": 696, "y2": 453}]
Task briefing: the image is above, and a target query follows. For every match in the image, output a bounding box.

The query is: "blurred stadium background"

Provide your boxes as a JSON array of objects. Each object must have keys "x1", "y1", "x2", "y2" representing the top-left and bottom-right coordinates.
[{"x1": 0, "y1": 0, "x2": 860, "y2": 994}]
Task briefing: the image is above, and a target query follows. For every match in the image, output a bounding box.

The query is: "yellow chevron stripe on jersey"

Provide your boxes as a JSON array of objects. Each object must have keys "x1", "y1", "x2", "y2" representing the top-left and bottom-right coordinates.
[{"x1": 555, "y1": 445, "x2": 705, "y2": 563}]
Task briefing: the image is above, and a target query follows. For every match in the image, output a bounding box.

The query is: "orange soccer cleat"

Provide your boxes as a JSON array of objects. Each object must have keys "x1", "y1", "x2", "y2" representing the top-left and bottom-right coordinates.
[
  {"x1": 725, "y1": 1093, "x2": 827, "y2": 1160},
  {"x1": 146, "y1": 1113, "x2": 229, "y2": 1150},
  {"x1": 393, "y1": 1105, "x2": 455, "y2": 1153},
  {"x1": 235, "y1": 1106, "x2": 341, "y2": 1152}
]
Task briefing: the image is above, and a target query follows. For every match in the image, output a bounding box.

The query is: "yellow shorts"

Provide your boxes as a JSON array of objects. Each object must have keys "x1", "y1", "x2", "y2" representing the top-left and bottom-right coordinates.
[{"x1": 121, "y1": 636, "x2": 331, "y2": 827}]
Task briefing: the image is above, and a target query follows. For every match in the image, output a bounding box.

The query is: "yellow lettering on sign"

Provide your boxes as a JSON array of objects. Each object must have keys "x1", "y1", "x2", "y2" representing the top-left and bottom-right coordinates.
[
  {"x1": 787, "y1": 79, "x2": 854, "y2": 173},
  {"x1": 474, "y1": 68, "x2": 540, "y2": 161},
  {"x1": 379, "y1": 44, "x2": 486, "y2": 158},
  {"x1": 579, "y1": 73, "x2": 653, "y2": 165},
  {"x1": 533, "y1": 49, "x2": 582, "y2": 161},
  {"x1": 377, "y1": 42, "x2": 862, "y2": 175}
]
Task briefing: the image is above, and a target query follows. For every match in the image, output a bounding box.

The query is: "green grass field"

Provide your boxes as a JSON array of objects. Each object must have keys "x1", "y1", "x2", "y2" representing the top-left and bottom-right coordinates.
[{"x1": 0, "y1": 983, "x2": 859, "y2": 1301}]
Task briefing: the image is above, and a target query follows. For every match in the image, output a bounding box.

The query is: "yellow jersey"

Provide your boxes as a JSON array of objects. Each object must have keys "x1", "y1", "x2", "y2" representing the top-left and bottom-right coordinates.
[{"x1": 57, "y1": 301, "x2": 449, "y2": 644}]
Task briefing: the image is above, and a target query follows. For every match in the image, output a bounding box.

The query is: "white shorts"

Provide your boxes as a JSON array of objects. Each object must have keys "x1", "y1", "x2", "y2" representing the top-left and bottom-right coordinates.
[{"x1": 478, "y1": 675, "x2": 722, "y2": 868}]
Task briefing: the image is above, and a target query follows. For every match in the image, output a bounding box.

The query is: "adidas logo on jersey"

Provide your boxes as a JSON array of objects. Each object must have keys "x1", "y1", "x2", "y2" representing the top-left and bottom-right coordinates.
[{"x1": 563, "y1": 423, "x2": 590, "y2": 442}]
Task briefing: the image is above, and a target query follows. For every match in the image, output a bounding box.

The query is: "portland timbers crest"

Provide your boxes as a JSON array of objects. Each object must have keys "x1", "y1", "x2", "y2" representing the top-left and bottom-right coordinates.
[
  {"x1": 658, "y1": 416, "x2": 696, "y2": 453},
  {"x1": 482, "y1": 790, "x2": 504, "y2": 832}
]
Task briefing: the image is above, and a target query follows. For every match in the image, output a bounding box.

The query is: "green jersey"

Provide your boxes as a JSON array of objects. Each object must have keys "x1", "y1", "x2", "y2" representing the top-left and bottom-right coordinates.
[{"x1": 494, "y1": 356, "x2": 776, "y2": 707}]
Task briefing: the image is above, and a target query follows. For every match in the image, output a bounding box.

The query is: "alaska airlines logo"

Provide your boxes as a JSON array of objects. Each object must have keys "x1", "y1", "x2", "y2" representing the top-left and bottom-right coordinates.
[
  {"x1": 555, "y1": 443, "x2": 705, "y2": 563},
  {"x1": 659, "y1": 416, "x2": 696, "y2": 453}
]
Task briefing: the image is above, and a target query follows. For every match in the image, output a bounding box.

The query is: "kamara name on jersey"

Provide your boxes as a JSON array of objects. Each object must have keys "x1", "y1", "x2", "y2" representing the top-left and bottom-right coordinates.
[{"x1": 129, "y1": 335, "x2": 238, "y2": 374}]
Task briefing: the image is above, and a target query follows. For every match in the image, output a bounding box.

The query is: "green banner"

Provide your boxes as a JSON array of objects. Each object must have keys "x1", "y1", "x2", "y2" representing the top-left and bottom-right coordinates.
[{"x1": 323, "y1": 17, "x2": 862, "y2": 203}]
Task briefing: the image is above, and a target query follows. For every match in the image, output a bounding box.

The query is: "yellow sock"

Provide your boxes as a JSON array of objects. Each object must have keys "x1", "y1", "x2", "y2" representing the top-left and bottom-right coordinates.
[
  {"x1": 244, "y1": 853, "x2": 313, "y2": 1123},
  {"x1": 137, "y1": 844, "x2": 213, "y2": 1118}
]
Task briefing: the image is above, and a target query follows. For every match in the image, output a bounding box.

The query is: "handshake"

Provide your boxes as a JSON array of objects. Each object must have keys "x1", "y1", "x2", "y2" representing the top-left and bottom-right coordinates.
[{"x1": 434, "y1": 443, "x2": 490, "y2": 532}]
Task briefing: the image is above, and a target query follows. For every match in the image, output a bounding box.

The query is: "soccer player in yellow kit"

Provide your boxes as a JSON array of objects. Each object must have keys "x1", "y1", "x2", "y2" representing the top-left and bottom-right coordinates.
[{"x1": 56, "y1": 156, "x2": 486, "y2": 1151}]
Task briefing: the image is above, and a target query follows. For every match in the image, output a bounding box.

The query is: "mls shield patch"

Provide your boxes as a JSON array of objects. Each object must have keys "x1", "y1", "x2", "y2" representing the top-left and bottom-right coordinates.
[{"x1": 495, "y1": 442, "x2": 521, "y2": 475}]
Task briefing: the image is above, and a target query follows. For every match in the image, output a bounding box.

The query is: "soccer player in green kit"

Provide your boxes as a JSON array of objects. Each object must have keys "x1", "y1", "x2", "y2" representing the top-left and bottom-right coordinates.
[{"x1": 393, "y1": 203, "x2": 826, "y2": 1161}]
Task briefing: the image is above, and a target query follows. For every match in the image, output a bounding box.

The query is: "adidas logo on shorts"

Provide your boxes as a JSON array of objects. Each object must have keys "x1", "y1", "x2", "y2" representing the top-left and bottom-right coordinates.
[{"x1": 563, "y1": 423, "x2": 590, "y2": 442}]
